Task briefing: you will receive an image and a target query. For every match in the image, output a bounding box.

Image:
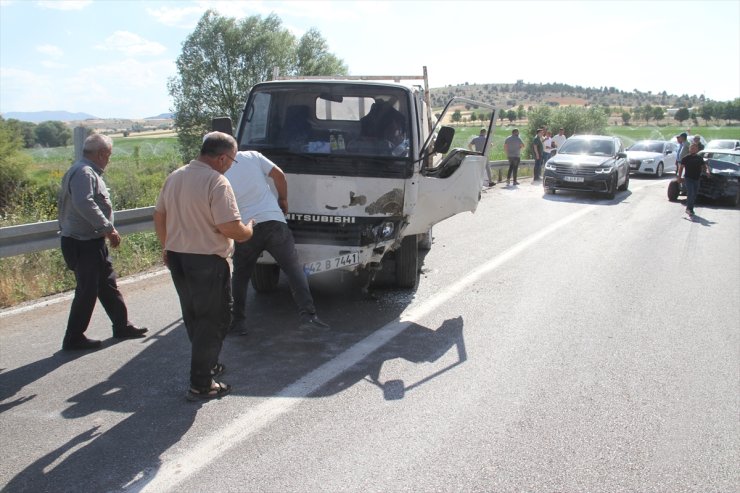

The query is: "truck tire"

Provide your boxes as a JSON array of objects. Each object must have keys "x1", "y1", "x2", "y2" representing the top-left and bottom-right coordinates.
[
  {"x1": 251, "y1": 264, "x2": 280, "y2": 292},
  {"x1": 667, "y1": 180, "x2": 680, "y2": 202},
  {"x1": 395, "y1": 235, "x2": 418, "y2": 289}
]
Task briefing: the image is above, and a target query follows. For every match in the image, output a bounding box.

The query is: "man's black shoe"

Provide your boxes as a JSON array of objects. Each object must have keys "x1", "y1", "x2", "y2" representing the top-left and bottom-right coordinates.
[
  {"x1": 113, "y1": 325, "x2": 148, "y2": 339},
  {"x1": 62, "y1": 337, "x2": 102, "y2": 351}
]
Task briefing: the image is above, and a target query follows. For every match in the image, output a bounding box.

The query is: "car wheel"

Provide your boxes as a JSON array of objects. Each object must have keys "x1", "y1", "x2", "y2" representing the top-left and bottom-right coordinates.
[
  {"x1": 655, "y1": 163, "x2": 664, "y2": 178},
  {"x1": 395, "y1": 235, "x2": 419, "y2": 289},
  {"x1": 251, "y1": 264, "x2": 280, "y2": 292},
  {"x1": 618, "y1": 171, "x2": 630, "y2": 191},
  {"x1": 667, "y1": 180, "x2": 680, "y2": 202},
  {"x1": 605, "y1": 174, "x2": 617, "y2": 199}
]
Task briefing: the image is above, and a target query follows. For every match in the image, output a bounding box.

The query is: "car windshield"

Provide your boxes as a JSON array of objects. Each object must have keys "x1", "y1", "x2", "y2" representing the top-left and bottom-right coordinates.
[
  {"x1": 628, "y1": 141, "x2": 664, "y2": 153},
  {"x1": 703, "y1": 152, "x2": 740, "y2": 164},
  {"x1": 558, "y1": 138, "x2": 614, "y2": 156},
  {"x1": 707, "y1": 141, "x2": 736, "y2": 150}
]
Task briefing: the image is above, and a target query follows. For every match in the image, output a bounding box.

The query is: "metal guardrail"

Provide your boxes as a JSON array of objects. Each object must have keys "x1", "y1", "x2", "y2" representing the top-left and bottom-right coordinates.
[
  {"x1": 0, "y1": 207, "x2": 155, "y2": 258},
  {"x1": 0, "y1": 159, "x2": 535, "y2": 258}
]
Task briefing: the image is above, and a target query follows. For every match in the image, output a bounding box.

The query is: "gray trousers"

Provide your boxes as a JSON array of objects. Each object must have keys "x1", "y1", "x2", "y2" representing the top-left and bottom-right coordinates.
[{"x1": 231, "y1": 220, "x2": 315, "y2": 321}]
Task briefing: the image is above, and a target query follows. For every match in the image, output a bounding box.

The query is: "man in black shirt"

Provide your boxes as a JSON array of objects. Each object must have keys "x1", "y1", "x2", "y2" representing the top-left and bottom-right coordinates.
[{"x1": 677, "y1": 143, "x2": 708, "y2": 216}]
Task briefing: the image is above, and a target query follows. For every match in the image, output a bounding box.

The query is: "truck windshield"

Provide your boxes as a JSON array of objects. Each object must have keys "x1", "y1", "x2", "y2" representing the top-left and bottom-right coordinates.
[{"x1": 238, "y1": 83, "x2": 412, "y2": 159}]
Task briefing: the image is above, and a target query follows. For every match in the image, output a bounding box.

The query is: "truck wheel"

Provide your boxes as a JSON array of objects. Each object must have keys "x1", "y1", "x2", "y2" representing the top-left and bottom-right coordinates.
[
  {"x1": 667, "y1": 180, "x2": 680, "y2": 202},
  {"x1": 251, "y1": 264, "x2": 280, "y2": 292},
  {"x1": 395, "y1": 235, "x2": 418, "y2": 289},
  {"x1": 418, "y1": 227, "x2": 433, "y2": 251}
]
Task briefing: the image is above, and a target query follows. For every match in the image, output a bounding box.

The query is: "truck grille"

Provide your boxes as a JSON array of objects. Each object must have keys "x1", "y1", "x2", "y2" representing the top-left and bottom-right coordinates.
[{"x1": 288, "y1": 217, "x2": 400, "y2": 246}]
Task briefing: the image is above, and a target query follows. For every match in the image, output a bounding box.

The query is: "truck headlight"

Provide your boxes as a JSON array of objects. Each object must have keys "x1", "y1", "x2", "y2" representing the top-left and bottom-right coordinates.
[{"x1": 374, "y1": 221, "x2": 395, "y2": 240}]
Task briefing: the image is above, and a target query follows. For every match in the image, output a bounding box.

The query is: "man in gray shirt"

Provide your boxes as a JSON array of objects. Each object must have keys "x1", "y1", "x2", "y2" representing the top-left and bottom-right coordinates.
[
  {"x1": 58, "y1": 133, "x2": 147, "y2": 350},
  {"x1": 503, "y1": 128, "x2": 524, "y2": 186}
]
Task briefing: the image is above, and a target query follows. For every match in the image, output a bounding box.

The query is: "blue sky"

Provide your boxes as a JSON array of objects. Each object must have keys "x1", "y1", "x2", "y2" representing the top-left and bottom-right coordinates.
[{"x1": 1, "y1": 0, "x2": 738, "y2": 119}]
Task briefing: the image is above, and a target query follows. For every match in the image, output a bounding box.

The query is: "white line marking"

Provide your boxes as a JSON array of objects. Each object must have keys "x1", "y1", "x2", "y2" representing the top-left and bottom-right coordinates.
[{"x1": 132, "y1": 204, "x2": 596, "y2": 493}]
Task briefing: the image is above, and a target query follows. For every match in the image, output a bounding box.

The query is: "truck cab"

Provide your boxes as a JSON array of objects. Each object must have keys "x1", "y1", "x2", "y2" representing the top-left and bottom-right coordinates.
[{"x1": 217, "y1": 68, "x2": 498, "y2": 290}]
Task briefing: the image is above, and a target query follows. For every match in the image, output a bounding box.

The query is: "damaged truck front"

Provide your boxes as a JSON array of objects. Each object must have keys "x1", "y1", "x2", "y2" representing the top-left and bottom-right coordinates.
[{"x1": 215, "y1": 68, "x2": 498, "y2": 290}]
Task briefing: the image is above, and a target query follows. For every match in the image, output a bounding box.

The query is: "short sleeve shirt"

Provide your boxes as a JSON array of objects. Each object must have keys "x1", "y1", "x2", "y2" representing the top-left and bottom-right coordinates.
[
  {"x1": 681, "y1": 154, "x2": 705, "y2": 180},
  {"x1": 504, "y1": 135, "x2": 523, "y2": 158},
  {"x1": 155, "y1": 160, "x2": 241, "y2": 257},
  {"x1": 224, "y1": 151, "x2": 286, "y2": 224},
  {"x1": 532, "y1": 135, "x2": 544, "y2": 157}
]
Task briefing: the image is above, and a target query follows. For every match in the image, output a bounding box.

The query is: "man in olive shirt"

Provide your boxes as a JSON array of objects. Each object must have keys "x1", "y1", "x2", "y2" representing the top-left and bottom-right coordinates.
[
  {"x1": 58, "y1": 133, "x2": 147, "y2": 350},
  {"x1": 531, "y1": 128, "x2": 544, "y2": 181},
  {"x1": 154, "y1": 132, "x2": 254, "y2": 401}
]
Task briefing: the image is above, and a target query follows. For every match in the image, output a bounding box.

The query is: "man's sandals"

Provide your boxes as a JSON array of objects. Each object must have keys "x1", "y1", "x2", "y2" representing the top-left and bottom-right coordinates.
[{"x1": 186, "y1": 363, "x2": 229, "y2": 401}]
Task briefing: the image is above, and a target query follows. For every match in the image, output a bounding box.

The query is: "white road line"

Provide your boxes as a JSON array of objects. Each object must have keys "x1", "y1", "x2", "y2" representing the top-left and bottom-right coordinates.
[{"x1": 132, "y1": 204, "x2": 596, "y2": 493}]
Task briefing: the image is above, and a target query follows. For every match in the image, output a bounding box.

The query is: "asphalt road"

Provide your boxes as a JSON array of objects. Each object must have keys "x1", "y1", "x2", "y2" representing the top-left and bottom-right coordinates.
[{"x1": 1, "y1": 175, "x2": 738, "y2": 493}]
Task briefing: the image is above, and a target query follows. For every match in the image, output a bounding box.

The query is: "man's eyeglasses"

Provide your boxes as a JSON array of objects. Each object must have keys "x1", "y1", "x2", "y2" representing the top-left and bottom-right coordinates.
[{"x1": 222, "y1": 153, "x2": 238, "y2": 164}]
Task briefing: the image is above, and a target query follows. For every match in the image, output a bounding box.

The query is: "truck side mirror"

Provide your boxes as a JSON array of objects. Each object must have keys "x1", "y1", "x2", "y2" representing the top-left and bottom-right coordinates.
[
  {"x1": 212, "y1": 117, "x2": 234, "y2": 136},
  {"x1": 433, "y1": 126, "x2": 455, "y2": 154}
]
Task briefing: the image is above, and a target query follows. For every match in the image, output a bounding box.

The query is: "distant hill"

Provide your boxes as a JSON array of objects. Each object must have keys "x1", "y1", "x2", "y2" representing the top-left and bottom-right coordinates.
[
  {"x1": 2, "y1": 110, "x2": 98, "y2": 123},
  {"x1": 428, "y1": 81, "x2": 712, "y2": 112},
  {"x1": 145, "y1": 113, "x2": 174, "y2": 120}
]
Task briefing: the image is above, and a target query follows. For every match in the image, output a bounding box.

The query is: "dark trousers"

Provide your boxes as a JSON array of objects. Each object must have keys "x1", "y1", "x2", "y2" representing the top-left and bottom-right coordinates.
[
  {"x1": 533, "y1": 157, "x2": 543, "y2": 180},
  {"x1": 61, "y1": 236, "x2": 128, "y2": 343},
  {"x1": 507, "y1": 157, "x2": 521, "y2": 182},
  {"x1": 685, "y1": 178, "x2": 700, "y2": 211},
  {"x1": 167, "y1": 251, "x2": 231, "y2": 389},
  {"x1": 231, "y1": 221, "x2": 315, "y2": 321}
]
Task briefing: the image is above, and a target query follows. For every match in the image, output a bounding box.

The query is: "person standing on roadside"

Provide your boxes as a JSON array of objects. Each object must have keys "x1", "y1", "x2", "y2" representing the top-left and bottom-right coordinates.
[
  {"x1": 58, "y1": 133, "x2": 148, "y2": 351},
  {"x1": 542, "y1": 130, "x2": 554, "y2": 165},
  {"x1": 468, "y1": 127, "x2": 494, "y2": 186},
  {"x1": 504, "y1": 128, "x2": 524, "y2": 186},
  {"x1": 676, "y1": 132, "x2": 691, "y2": 171},
  {"x1": 677, "y1": 143, "x2": 708, "y2": 216},
  {"x1": 552, "y1": 128, "x2": 567, "y2": 158},
  {"x1": 692, "y1": 135, "x2": 704, "y2": 151},
  {"x1": 531, "y1": 128, "x2": 544, "y2": 181},
  {"x1": 224, "y1": 150, "x2": 330, "y2": 335},
  {"x1": 153, "y1": 132, "x2": 254, "y2": 401}
]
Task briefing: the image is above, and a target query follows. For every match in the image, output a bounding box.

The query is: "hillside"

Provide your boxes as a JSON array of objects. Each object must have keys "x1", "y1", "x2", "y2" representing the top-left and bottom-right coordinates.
[{"x1": 428, "y1": 81, "x2": 711, "y2": 113}]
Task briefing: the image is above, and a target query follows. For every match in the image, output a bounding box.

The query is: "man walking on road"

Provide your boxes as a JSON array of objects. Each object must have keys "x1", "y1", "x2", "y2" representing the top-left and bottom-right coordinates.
[
  {"x1": 153, "y1": 132, "x2": 254, "y2": 401},
  {"x1": 58, "y1": 133, "x2": 148, "y2": 351},
  {"x1": 224, "y1": 150, "x2": 330, "y2": 334},
  {"x1": 677, "y1": 143, "x2": 708, "y2": 216}
]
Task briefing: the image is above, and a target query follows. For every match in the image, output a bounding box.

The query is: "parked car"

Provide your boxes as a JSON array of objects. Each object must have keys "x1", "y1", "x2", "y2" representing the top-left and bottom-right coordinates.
[
  {"x1": 705, "y1": 139, "x2": 740, "y2": 151},
  {"x1": 667, "y1": 149, "x2": 740, "y2": 206},
  {"x1": 543, "y1": 135, "x2": 629, "y2": 199},
  {"x1": 625, "y1": 140, "x2": 677, "y2": 177}
]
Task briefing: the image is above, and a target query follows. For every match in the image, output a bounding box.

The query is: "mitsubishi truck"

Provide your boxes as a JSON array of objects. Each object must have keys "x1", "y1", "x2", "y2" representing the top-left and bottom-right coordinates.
[{"x1": 213, "y1": 67, "x2": 498, "y2": 291}]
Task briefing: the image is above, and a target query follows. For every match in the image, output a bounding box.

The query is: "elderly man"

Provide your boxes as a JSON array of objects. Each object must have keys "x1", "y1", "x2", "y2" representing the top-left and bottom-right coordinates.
[
  {"x1": 58, "y1": 133, "x2": 148, "y2": 350},
  {"x1": 154, "y1": 132, "x2": 254, "y2": 401},
  {"x1": 677, "y1": 143, "x2": 708, "y2": 216}
]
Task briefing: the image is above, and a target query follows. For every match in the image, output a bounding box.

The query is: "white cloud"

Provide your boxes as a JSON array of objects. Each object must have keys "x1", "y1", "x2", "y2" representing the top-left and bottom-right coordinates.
[
  {"x1": 40, "y1": 60, "x2": 67, "y2": 69},
  {"x1": 36, "y1": 0, "x2": 91, "y2": 10},
  {"x1": 146, "y1": 4, "x2": 206, "y2": 28},
  {"x1": 36, "y1": 44, "x2": 63, "y2": 59},
  {"x1": 95, "y1": 31, "x2": 166, "y2": 56}
]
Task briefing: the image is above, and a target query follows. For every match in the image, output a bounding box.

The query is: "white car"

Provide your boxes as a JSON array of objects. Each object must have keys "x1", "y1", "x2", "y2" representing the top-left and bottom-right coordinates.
[
  {"x1": 705, "y1": 139, "x2": 740, "y2": 151},
  {"x1": 626, "y1": 140, "x2": 677, "y2": 177}
]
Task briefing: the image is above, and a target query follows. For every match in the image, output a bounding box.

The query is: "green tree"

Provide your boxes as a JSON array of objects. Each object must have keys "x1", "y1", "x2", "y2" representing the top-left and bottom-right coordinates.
[
  {"x1": 517, "y1": 104, "x2": 526, "y2": 121},
  {"x1": 5, "y1": 119, "x2": 37, "y2": 148},
  {"x1": 621, "y1": 111, "x2": 631, "y2": 125},
  {"x1": 643, "y1": 104, "x2": 653, "y2": 124},
  {"x1": 168, "y1": 10, "x2": 347, "y2": 160},
  {"x1": 451, "y1": 110, "x2": 462, "y2": 122},
  {"x1": 674, "y1": 107, "x2": 690, "y2": 124},
  {"x1": 653, "y1": 106, "x2": 664, "y2": 123},
  {"x1": 699, "y1": 104, "x2": 714, "y2": 124},
  {"x1": 507, "y1": 109, "x2": 517, "y2": 123},
  {"x1": 34, "y1": 120, "x2": 71, "y2": 147},
  {"x1": 0, "y1": 117, "x2": 32, "y2": 210}
]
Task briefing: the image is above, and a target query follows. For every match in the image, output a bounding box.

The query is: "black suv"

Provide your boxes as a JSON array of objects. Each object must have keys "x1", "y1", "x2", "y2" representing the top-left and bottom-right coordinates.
[{"x1": 543, "y1": 135, "x2": 629, "y2": 199}]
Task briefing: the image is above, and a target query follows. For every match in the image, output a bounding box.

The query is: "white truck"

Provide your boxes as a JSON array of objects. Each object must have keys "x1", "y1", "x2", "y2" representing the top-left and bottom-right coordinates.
[{"x1": 213, "y1": 67, "x2": 498, "y2": 291}]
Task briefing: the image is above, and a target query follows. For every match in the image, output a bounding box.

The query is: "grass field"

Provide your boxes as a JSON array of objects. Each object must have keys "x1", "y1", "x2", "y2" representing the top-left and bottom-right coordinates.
[{"x1": 1, "y1": 124, "x2": 737, "y2": 307}]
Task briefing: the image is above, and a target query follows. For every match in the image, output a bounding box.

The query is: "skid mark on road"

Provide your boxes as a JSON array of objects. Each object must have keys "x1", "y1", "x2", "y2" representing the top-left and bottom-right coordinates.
[{"x1": 132, "y1": 204, "x2": 598, "y2": 493}]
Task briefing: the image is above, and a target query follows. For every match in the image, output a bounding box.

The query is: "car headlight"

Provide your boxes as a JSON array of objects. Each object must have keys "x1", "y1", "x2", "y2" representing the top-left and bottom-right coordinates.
[
  {"x1": 545, "y1": 161, "x2": 557, "y2": 170},
  {"x1": 594, "y1": 166, "x2": 614, "y2": 174},
  {"x1": 642, "y1": 158, "x2": 654, "y2": 164}
]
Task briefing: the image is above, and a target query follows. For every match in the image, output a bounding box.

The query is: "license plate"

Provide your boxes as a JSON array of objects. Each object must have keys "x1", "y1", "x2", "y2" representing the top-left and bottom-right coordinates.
[
  {"x1": 564, "y1": 176, "x2": 584, "y2": 183},
  {"x1": 303, "y1": 252, "x2": 360, "y2": 275}
]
